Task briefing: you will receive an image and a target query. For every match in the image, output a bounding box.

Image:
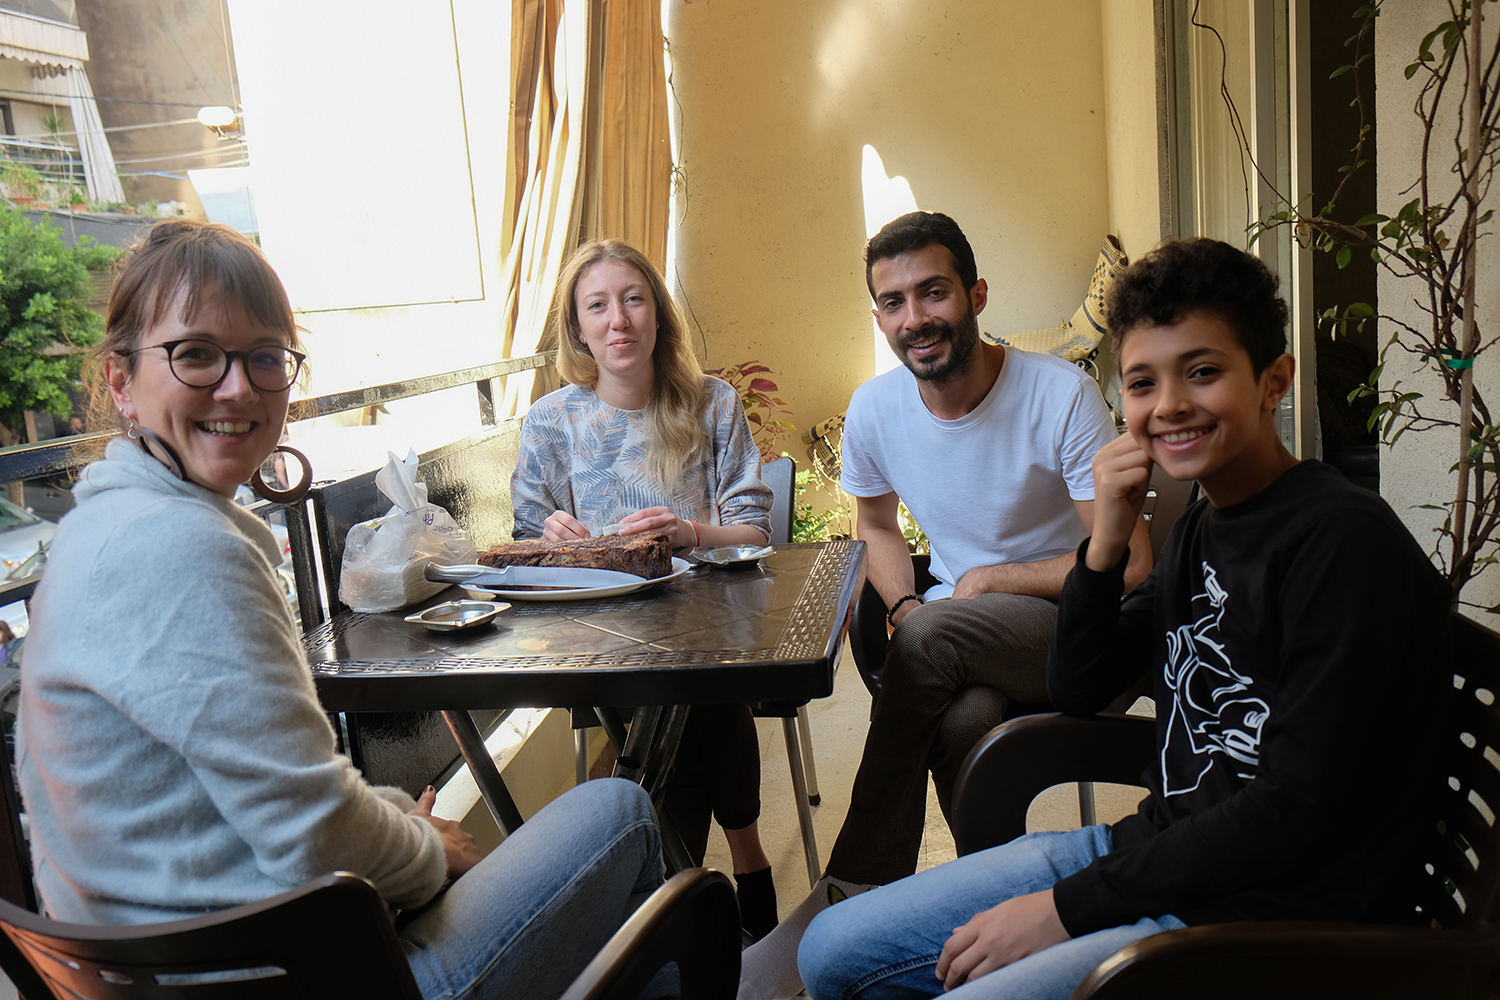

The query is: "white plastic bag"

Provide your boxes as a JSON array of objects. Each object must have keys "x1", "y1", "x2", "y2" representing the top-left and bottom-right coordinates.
[{"x1": 338, "y1": 450, "x2": 478, "y2": 612}]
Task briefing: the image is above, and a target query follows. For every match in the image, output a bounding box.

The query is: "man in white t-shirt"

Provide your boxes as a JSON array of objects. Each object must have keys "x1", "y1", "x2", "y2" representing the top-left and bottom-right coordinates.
[{"x1": 738, "y1": 212, "x2": 1152, "y2": 1000}]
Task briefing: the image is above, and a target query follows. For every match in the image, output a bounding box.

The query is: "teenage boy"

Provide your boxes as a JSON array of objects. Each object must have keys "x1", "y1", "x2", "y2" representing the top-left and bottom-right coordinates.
[{"x1": 795, "y1": 238, "x2": 1452, "y2": 1000}]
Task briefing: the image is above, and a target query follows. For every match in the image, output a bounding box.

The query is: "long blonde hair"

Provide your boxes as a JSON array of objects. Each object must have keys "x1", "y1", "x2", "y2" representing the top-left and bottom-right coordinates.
[{"x1": 551, "y1": 240, "x2": 708, "y2": 487}]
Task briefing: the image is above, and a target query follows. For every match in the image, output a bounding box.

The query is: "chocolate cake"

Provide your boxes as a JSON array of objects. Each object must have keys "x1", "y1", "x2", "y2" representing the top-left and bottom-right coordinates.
[{"x1": 479, "y1": 532, "x2": 674, "y2": 580}]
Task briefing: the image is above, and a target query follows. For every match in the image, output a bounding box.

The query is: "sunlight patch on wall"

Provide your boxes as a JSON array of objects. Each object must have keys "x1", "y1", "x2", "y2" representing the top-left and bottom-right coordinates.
[{"x1": 861, "y1": 144, "x2": 918, "y2": 376}]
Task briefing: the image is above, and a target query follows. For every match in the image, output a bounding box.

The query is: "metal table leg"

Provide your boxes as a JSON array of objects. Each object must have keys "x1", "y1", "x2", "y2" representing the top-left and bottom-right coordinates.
[
  {"x1": 783, "y1": 717, "x2": 822, "y2": 887},
  {"x1": 595, "y1": 705, "x2": 631, "y2": 753},
  {"x1": 613, "y1": 705, "x2": 696, "y2": 876},
  {"x1": 440, "y1": 710, "x2": 524, "y2": 836},
  {"x1": 612, "y1": 705, "x2": 661, "y2": 783},
  {"x1": 575, "y1": 728, "x2": 590, "y2": 785},
  {"x1": 796, "y1": 704, "x2": 821, "y2": 806}
]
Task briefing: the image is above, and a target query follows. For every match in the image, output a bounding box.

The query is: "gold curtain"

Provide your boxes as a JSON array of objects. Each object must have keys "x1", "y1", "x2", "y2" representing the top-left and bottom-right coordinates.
[
  {"x1": 497, "y1": 0, "x2": 672, "y2": 414},
  {"x1": 575, "y1": 0, "x2": 672, "y2": 268}
]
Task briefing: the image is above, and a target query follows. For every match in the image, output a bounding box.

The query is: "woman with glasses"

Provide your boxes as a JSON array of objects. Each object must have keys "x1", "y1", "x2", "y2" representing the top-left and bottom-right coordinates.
[{"x1": 16, "y1": 221, "x2": 663, "y2": 1000}]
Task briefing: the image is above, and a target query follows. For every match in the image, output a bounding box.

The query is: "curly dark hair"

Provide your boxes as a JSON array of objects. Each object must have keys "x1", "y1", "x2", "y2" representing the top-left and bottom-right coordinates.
[
  {"x1": 864, "y1": 211, "x2": 978, "y2": 297},
  {"x1": 1107, "y1": 239, "x2": 1288, "y2": 376}
]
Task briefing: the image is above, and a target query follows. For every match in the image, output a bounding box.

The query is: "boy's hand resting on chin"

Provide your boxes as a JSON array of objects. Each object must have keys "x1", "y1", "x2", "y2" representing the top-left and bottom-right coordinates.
[{"x1": 1086, "y1": 434, "x2": 1153, "y2": 572}]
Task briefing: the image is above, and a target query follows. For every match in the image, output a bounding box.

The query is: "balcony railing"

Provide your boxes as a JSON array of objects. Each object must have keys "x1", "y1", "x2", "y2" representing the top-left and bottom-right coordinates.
[
  {"x1": 0, "y1": 138, "x2": 84, "y2": 192},
  {"x1": 0, "y1": 1, "x2": 76, "y2": 27}
]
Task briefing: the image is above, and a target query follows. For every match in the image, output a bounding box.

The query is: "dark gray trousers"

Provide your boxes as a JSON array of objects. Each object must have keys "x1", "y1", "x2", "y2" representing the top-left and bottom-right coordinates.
[{"x1": 825, "y1": 592, "x2": 1057, "y2": 885}]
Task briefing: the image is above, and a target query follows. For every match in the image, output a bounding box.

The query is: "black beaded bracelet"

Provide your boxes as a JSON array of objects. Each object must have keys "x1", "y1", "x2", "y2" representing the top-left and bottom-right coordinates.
[{"x1": 887, "y1": 593, "x2": 922, "y2": 626}]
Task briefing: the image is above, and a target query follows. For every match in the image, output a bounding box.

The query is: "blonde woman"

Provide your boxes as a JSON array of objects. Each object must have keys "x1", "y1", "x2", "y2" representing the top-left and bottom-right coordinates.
[{"x1": 511, "y1": 239, "x2": 780, "y2": 939}]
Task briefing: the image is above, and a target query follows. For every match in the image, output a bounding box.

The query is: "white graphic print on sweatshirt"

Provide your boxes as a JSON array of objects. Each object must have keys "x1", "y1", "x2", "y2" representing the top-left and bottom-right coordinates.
[{"x1": 1160, "y1": 562, "x2": 1270, "y2": 796}]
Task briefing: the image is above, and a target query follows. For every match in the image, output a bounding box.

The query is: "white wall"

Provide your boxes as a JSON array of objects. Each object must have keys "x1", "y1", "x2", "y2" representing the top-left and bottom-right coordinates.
[{"x1": 1377, "y1": 1, "x2": 1499, "y2": 613}]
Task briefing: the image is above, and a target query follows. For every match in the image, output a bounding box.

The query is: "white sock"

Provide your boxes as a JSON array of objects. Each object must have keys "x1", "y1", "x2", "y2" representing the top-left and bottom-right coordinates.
[{"x1": 737, "y1": 875, "x2": 874, "y2": 1000}]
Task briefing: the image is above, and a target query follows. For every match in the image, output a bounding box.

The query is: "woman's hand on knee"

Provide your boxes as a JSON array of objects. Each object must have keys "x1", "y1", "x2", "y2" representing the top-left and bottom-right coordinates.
[
  {"x1": 936, "y1": 888, "x2": 1069, "y2": 989},
  {"x1": 413, "y1": 786, "x2": 482, "y2": 878},
  {"x1": 543, "y1": 510, "x2": 591, "y2": 542}
]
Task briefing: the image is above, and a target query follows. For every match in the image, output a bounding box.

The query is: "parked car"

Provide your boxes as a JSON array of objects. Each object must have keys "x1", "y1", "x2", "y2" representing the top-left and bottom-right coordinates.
[{"x1": 0, "y1": 498, "x2": 56, "y2": 582}]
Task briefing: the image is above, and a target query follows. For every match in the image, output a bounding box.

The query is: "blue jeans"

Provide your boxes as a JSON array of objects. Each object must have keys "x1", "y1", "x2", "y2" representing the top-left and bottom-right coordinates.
[
  {"x1": 799, "y1": 825, "x2": 1185, "y2": 1000},
  {"x1": 399, "y1": 778, "x2": 663, "y2": 1000}
]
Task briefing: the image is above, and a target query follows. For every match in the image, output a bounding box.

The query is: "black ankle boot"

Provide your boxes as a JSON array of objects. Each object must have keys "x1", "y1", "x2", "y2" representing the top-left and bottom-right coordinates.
[{"x1": 735, "y1": 866, "x2": 778, "y2": 942}]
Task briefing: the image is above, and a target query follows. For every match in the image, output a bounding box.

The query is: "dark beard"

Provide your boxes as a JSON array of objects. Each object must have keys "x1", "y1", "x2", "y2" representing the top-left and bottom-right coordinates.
[{"x1": 898, "y1": 308, "x2": 980, "y2": 383}]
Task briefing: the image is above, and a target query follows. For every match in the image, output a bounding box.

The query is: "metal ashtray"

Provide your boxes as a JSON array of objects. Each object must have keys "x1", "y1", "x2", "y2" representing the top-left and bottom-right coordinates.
[
  {"x1": 404, "y1": 600, "x2": 511, "y2": 631},
  {"x1": 695, "y1": 544, "x2": 775, "y2": 569}
]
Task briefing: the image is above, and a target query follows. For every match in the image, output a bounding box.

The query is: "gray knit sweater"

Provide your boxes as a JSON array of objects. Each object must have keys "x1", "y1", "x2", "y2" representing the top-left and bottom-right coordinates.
[{"x1": 17, "y1": 439, "x2": 445, "y2": 924}]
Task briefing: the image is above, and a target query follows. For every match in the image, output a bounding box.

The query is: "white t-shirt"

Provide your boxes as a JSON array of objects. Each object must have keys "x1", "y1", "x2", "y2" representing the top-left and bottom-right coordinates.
[{"x1": 841, "y1": 348, "x2": 1117, "y2": 599}]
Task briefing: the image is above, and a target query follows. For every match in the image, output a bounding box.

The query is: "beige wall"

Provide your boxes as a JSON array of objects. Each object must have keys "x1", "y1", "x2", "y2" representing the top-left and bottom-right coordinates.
[
  {"x1": 667, "y1": 0, "x2": 1112, "y2": 452},
  {"x1": 1100, "y1": 0, "x2": 1164, "y2": 261},
  {"x1": 1376, "y1": 1, "x2": 1499, "y2": 613}
]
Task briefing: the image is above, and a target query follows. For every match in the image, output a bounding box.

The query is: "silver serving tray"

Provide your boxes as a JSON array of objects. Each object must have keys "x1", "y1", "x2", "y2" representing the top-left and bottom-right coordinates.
[
  {"x1": 694, "y1": 544, "x2": 775, "y2": 568},
  {"x1": 403, "y1": 600, "x2": 510, "y2": 631}
]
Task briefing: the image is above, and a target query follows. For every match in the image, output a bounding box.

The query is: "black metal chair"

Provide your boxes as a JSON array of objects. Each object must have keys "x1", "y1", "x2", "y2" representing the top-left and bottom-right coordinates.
[
  {"x1": 749, "y1": 454, "x2": 824, "y2": 888},
  {"x1": 948, "y1": 612, "x2": 1500, "y2": 1000},
  {"x1": 0, "y1": 868, "x2": 739, "y2": 1000}
]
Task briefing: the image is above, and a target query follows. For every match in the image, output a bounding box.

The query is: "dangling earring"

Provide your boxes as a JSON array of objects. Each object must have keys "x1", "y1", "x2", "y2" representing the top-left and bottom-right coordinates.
[
  {"x1": 250, "y1": 445, "x2": 314, "y2": 504},
  {"x1": 134, "y1": 426, "x2": 186, "y2": 482},
  {"x1": 124, "y1": 416, "x2": 139, "y2": 440}
]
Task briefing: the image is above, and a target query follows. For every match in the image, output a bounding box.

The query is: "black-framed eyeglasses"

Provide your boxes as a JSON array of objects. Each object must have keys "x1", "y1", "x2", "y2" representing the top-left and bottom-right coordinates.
[{"x1": 120, "y1": 339, "x2": 306, "y2": 393}]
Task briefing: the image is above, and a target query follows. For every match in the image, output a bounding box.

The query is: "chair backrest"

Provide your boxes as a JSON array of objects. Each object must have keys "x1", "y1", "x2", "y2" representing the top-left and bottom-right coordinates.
[
  {"x1": 1142, "y1": 461, "x2": 1198, "y2": 560},
  {"x1": 310, "y1": 422, "x2": 523, "y2": 618},
  {"x1": 559, "y1": 868, "x2": 740, "y2": 1000},
  {"x1": 0, "y1": 726, "x2": 33, "y2": 912},
  {"x1": 0, "y1": 872, "x2": 421, "y2": 1000},
  {"x1": 1416, "y1": 613, "x2": 1500, "y2": 932},
  {"x1": 762, "y1": 455, "x2": 795, "y2": 545}
]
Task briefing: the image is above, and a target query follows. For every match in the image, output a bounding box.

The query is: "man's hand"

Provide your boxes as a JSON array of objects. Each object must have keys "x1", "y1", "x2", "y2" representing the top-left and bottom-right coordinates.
[
  {"x1": 1085, "y1": 434, "x2": 1153, "y2": 572},
  {"x1": 936, "y1": 889, "x2": 1070, "y2": 990},
  {"x1": 542, "y1": 510, "x2": 591, "y2": 542},
  {"x1": 953, "y1": 565, "x2": 1003, "y2": 600},
  {"x1": 412, "y1": 786, "x2": 482, "y2": 879},
  {"x1": 951, "y1": 552, "x2": 1078, "y2": 602}
]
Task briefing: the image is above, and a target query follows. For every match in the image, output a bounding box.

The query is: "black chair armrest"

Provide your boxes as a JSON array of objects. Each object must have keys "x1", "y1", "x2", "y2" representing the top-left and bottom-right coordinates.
[
  {"x1": 559, "y1": 868, "x2": 740, "y2": 1000},
  {"x1": 848, "y1": 554, "x2": 937, "y2": 700},
  {"x1": 848, "y1": 578, "x2": 889, "y2": 699},
  {"x1": 1074, "y1": 921, "x2": 1500, "y2": 1000},
  {"x1": 951, "y1": 713, "x2": 1156, "y2": 856}
]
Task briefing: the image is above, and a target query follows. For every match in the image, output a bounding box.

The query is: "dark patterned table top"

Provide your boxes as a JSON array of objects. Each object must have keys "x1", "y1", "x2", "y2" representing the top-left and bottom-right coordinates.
[{"x1": 305, "y1": 540, "x2": 865, "y2": 712}]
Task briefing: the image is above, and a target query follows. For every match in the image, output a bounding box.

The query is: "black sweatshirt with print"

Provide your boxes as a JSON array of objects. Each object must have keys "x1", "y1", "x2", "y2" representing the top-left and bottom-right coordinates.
[{"x1": 1048, "y1": 461, "x2": 1451, "y2": 937}]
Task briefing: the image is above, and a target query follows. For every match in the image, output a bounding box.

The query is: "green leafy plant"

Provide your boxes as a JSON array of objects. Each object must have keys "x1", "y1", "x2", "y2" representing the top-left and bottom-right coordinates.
[
  {"x1": 791, "y1": 466, "x2": 838, "y2": 542},
  {"x1": 39, "y1": 111, "x2": 64, "y2": 144},
  {"x1": 897, "y1": 500, "x2": 928, "y2": 555},
  {"x1": 0, "y1": 202, "x2": 119, "y2": 445},
  {"x1": 708, "y1": 360, "x2": 796, "y2": 463},
  {"x1": 1235, "y1": 1, "x2": 1498, "y2": 607},
  {"x1": 1, "y1": 157, "x2": 41, "y2": 202}
]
